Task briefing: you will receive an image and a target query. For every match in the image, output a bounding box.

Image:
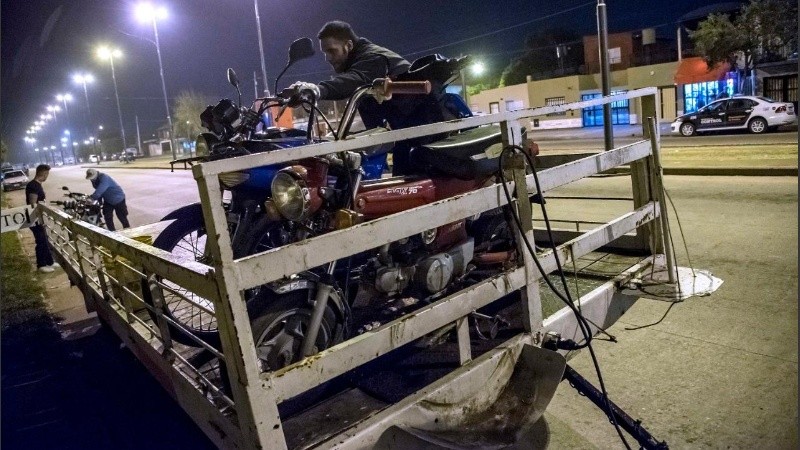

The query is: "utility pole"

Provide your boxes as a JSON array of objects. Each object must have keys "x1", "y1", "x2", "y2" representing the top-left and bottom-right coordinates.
[
  {"x1": 254, "y1": 70, "x2": 259, "y2": 99},
  {"x1": 254, "y1": 0, "x2": 273, "y2": 127},
  {"x1": 459, "y1": 54, "x2": 470, "y2": 107},
  {"x1": 135, "y1": 115, "x2": 143, "y2": 156},
  {"x1": 597, "y1": 0, "x2": 614, "y2": 151}
]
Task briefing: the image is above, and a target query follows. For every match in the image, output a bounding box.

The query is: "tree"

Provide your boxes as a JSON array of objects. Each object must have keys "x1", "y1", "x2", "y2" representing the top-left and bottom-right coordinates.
[
  {"x1": 0, "y1": 138, "x2": 8, "y2": 163},
  {"x1": 500, "y1": 29, "x2": 584, "y2": 86},
  {"x1": 690, "y1": 0, "x2": 798, "y2": 94},
  {"x1": 97, "y1": 127, "x2": 123, "y2": 156},
  {"x1": 173, "y1": 90, "x2": 213, "y2": 141}
]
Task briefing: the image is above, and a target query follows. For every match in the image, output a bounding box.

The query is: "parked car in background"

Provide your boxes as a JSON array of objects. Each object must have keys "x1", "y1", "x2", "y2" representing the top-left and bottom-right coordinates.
[
  {"x1": 672, "y1": 95, "x2": 797, "y2": 136},
  {"x1": 89, "y1": 154, "x2": 98, "y2": 163},
  {"x1": 1, "y1": 169, "x2": 29, "y2": 191}
]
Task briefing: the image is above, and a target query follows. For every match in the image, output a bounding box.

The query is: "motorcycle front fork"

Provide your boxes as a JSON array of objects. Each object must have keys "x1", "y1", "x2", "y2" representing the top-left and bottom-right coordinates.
[{"x1": 301, "y1": 261, "x2": 337, "y2": 357}]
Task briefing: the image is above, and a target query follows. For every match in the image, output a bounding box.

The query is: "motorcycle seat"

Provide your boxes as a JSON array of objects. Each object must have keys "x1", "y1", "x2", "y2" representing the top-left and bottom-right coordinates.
[{"x1": 411, "y1": 125, "x2": 504, "y2": 180}]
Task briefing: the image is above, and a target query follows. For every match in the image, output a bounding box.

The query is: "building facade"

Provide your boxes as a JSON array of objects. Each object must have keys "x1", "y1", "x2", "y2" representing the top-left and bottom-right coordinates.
[{"x1": 469, "y1": 27, "x2": 797, "y2": 130}]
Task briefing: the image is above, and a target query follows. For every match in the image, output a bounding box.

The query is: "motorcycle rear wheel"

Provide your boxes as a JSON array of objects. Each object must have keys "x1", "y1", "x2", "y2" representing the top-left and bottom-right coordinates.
[
  {"x1": 145, "y1": 206, "x2": 220, "y2": 347},
  {"x1": 143, "y1": 206, "x2": 289, "y2": 347}
]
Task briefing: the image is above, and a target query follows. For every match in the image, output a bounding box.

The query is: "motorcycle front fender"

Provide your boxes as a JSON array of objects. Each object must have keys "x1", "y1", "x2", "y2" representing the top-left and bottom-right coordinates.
[{"x1": 263, "y1": 276, "x2": 348, "y2": 327}]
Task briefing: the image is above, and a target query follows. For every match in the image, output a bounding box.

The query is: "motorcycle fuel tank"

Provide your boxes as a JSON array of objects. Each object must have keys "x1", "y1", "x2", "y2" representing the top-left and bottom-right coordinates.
[{"x1": 354, "y1": 177, "x2": 483, "y2": 220}]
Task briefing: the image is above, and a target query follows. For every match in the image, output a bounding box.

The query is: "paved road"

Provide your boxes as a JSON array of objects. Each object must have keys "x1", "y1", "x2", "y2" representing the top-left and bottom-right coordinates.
[{"x1": 23, "y1": 166, "x2": 199, "y2": 226}]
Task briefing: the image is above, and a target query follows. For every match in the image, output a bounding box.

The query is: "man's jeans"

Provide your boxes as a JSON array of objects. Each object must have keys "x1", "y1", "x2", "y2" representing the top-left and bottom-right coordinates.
[
  {"x1": 102, "y1": 199, "x2": 130, "y2": 232},
  {"x1": 30, "y1": 224, "x2": 54, "y2": 268}
]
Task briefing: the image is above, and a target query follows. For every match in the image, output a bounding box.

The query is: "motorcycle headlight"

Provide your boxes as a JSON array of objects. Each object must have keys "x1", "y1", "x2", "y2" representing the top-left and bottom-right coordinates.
[
  {"x1": 271, "y1": 168, "x2": 311, "y2": 221},
  {"x1": 218, "y1": 171, "x2": 251, "y2": 188}
]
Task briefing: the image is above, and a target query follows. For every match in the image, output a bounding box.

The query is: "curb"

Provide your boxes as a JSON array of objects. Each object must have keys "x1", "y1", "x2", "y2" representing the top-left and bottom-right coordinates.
[{"x1": 604, "y1": 167, "x2": 798, "y2": 176}]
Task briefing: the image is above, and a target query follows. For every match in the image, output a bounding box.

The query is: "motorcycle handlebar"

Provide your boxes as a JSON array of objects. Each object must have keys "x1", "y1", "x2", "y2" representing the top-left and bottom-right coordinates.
[{"x1": 373, "y1": 78, "x2": 432, "y2": 95}]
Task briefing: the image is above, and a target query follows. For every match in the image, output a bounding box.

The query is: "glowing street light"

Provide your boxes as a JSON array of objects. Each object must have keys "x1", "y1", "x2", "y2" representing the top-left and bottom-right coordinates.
[
  {"x1": 136, "y1": 2, "x2": 176, "y2": 159},
  {"x1": 470, "y1": 61, "x2": 486, "y2": 76},
  {"x1": 97, "y1": 45, "x2": 127, "y2": 148}
]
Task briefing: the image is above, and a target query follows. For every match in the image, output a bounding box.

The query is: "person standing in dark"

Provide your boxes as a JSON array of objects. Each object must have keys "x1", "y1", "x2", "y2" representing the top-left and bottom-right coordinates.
[
  {"x1": 85, "y1": 168, "x2": 130, "y2": 232},
  {"x1": 26, "y1": 164, "x2": 58, "y2": 273}
]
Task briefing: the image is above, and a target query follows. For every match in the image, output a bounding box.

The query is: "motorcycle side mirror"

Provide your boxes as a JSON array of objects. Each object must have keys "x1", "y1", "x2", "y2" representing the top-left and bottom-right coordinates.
[
  {"x1": 274, "y1": 37, "x2": 315, "y2": 94},
  {"x1": 227, "y1": 68, "x2": 243, "y2": 107},
  {"x1": 227, "y1": 68, "x2": 239, "y2": 88},
  {"x1": 288, "y1": 37, "x2": 315, "y2": 65}
]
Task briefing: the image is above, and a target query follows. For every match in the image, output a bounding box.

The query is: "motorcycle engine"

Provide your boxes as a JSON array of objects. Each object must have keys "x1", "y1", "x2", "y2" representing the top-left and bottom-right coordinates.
[{"x1": 366, "y1": 238, "x2": 475, "y2": 296}]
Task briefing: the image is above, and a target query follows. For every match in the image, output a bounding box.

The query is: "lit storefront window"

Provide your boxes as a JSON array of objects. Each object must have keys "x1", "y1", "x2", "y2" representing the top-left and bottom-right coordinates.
[
  {"x1": 683, "y1": 75, "x2": 737, "y2": 113},
  {"x1": 581, "y1": 91, "x2": 629, "y2": 127}
]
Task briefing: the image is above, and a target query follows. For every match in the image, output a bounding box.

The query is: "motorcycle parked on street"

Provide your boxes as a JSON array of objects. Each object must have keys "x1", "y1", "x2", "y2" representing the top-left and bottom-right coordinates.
[{"x1": 50, "y1": 186, "x2": 104, "y2": 228}]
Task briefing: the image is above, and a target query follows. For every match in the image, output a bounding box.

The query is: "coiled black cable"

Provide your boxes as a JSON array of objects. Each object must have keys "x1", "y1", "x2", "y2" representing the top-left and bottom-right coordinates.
[{"x1": 498, "y1": 144, "x2": 632, "y2": 450}]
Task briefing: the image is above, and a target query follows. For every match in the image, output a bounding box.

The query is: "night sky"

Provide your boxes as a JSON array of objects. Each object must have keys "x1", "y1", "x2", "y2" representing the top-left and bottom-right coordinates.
[{"x1": 1, "y1": 0, "x2": 738, "y2": 161}]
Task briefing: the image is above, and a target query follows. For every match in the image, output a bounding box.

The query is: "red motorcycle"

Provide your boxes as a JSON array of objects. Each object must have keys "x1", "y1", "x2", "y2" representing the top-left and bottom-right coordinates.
[{"x1": 249, "y1": 80, "x2": 538, "y2": 371}]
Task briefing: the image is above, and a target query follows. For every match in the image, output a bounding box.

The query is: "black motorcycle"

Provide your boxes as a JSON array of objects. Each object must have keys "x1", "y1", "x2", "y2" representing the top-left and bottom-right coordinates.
[{"x1": 50, "y1": 186, "x2": 104, "y2": 228}]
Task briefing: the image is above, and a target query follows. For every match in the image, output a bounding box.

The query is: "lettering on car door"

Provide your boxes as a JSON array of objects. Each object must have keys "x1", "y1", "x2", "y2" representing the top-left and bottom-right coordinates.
[{"x1": 725, "y1": 99, "x2": 755, "y2": 127}]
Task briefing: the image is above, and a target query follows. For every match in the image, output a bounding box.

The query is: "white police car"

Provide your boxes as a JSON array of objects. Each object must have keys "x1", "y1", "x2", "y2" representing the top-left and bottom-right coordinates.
[{"x1": 671, "y1": 96, "x2": 797, "y2": 136}]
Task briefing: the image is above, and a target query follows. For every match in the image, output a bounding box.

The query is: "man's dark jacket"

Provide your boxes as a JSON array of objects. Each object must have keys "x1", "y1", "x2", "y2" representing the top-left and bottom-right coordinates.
[{"x1": 318, "y1": 38, "x2": 410, "y2": 101}]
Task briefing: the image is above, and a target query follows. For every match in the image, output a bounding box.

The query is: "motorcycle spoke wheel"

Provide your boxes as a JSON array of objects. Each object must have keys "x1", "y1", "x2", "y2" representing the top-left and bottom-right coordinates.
[{"x1": 145, "y1": 205, "x2": 220, "y2": 347}]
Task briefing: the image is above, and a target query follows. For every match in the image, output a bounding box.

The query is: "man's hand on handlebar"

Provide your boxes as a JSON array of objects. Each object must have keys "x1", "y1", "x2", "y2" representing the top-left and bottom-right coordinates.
[{"x1": 287, "y1": 81, "x2": 321, "y2": 106}]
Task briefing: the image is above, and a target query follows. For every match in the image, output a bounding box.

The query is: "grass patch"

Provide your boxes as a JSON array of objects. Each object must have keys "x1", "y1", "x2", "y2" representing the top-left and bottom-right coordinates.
[
  {"x1": 1, "y1": 231, "x2": 50, "y2": 329},
  {"x1": 661, "y1": 144, "x2": 798, "y2": 167},
  {"x1": 1, "y1": 192, "x2": 50, "y2": 330}
]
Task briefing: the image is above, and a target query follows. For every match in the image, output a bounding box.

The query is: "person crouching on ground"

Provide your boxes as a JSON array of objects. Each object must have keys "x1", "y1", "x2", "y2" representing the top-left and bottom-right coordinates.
[
  {"x1": 85, "y1": 169, "x2": 130, "y2": 232},
  {"x1": 26, "y1": 164, "x2": 59, "y2": 273}
]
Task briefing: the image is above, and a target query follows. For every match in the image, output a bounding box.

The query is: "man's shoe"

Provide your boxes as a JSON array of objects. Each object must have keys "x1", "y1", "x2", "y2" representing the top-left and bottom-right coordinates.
[
  {"x1": 51, "y1": 263, "x2": 61, "y2": 269},
  {"x1": 38, "y1": 266, "x2": 55, "y2": 273}
]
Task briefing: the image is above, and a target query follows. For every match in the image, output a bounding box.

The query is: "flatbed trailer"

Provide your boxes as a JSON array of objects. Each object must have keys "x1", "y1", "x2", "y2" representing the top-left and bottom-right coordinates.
[{"x1": 40, "y1": 88, "x2": 718, "y2": 449}]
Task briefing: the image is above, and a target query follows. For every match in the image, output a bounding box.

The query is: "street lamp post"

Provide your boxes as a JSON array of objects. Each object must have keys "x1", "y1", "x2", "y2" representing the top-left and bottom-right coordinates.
[
  {"x1": 48, "y1": 105, "x2": 65, "y2": 163},
  {"x1": 253, "y1": 0, "x2": 274, "y2": 126},
  {"x1": 40, "y1": 113, "x2": 55, "y2": 163},
  {"x1": 24, "y1": 137, "x2": 36, "y2": 165},
  {"x1": 136, "y1": 3, "x2": 176, "y2": 160},
  {"x1": 97, "y1": 46, "x2": 128, "y2": 149},
  {"x1": 57, "y1": 93, "x2": 77, "y2": 163},
  {"x1": 73, "y1": 72, "x2": 95, "y2": 138}
]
